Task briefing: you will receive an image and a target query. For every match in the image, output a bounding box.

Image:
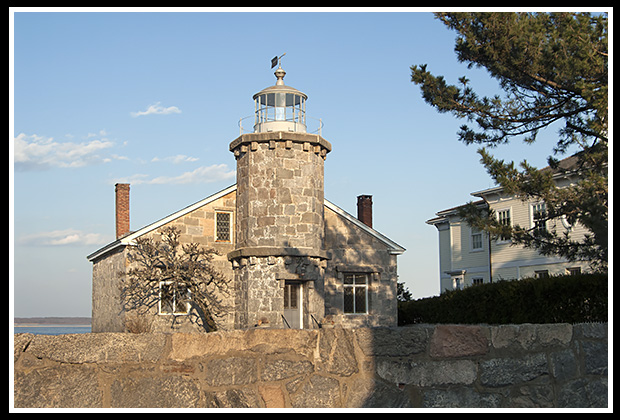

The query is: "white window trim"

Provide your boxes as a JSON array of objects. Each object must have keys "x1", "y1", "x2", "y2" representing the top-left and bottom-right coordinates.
[
  {"x1": 495, "y1": 207, "x2": 512, "y2": 244},
  {"x1": 470, "y1": 226, "x2": 484, "y2": 252},
  {"x1": 158, "y1": 281, "x2": 191, "y2": 315},
  {"x1": 214, "y1": 210, "x2": 233, "y2": 243},
  {"x1": 530, "y1": 202, "x2": 547, "y2": 234}
]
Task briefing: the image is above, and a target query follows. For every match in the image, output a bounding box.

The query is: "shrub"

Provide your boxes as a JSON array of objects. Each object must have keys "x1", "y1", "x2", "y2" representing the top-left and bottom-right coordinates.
[{"x1": 398, "y1": 273, "x2": 607, "y2": 325}]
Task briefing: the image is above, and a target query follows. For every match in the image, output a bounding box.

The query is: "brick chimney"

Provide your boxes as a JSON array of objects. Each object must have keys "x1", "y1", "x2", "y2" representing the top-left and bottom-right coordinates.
[
  {"x1": 115, "y1": 183, "x2": 130, "y2": 239},
  {"x1": 357, "y1": 195, "x2": 373, "y2": 228}
]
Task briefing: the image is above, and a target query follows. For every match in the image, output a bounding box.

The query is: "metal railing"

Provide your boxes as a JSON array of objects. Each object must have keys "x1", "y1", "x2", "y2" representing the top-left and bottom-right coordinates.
[
  {"x1": 238, "y1": 115, "x2": 323, "y2": 136},
  {"x1": 280, "y1": 313, "x2": 323, "y2": 329}
]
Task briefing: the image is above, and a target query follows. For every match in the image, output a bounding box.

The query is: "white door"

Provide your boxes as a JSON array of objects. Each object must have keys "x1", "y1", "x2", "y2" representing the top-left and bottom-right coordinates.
[{"x1": 283, "y1": 282, "x2": 302, "y2": 329}]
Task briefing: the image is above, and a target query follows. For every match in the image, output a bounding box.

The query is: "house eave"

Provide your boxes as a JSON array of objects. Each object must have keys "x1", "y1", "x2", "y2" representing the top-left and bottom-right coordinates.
[
  {"x1": 86, "y1": 184, "x2": 237, "y2": 262},
  {"x1": 86, "y1": 238, "x2": 125, "y2": 262}
]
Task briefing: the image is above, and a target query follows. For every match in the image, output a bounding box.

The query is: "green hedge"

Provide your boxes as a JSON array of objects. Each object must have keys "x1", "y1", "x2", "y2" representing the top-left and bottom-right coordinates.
[{"x1": 398, "y1": 273, "x2": 608, "y2": 325}]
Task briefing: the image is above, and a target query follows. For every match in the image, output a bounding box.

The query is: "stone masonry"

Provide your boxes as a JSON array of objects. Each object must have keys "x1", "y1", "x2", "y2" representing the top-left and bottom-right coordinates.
[
  {"x1": 228, "y1": 131, "x2": 332, "y2": 329},
  {"x1": 229, "y1": 131, "x2": 331, "y2": 252},
  {"x1": 13, "y1": 323, "x2": 608, "y2": 408}
]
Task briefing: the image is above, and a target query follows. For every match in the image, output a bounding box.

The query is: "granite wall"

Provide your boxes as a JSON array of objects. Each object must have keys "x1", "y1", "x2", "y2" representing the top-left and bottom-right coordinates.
[{"x1": 13, "y1": 323, "x2": 607, "y2": 409}]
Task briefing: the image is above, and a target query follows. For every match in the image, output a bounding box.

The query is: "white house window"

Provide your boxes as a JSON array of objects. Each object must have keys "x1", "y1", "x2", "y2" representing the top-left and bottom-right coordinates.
[
  {"x1": 471, "y1": 227, "x2": 484, "y2": 251},
  {"x1": 453, "y1": 277, "x2": 463, "y2": 290},
  {"x1": 159, "y1": 282, "x2": 190, "y2": 315},
  {"x1": 215, "y1": 211, "x2": 232, "y2": 242},
  {"x1": 343, "y1": 273, "x2": 368, "y2": 314},
  {"x1": 531, "y1": 203, "x2": 547, "y2": 235},
  {"x1": 496, "y1": 208, "x2": 511, "y2": 241}
]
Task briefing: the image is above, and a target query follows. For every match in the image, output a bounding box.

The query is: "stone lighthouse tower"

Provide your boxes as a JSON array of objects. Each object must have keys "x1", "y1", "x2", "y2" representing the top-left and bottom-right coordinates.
[{"x1": 228, "y1": 60, "x2": 332, "y2": 329}]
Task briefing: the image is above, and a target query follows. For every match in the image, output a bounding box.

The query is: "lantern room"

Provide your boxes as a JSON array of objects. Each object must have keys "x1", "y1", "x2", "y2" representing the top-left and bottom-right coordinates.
[{"x1": 252, "y1": 64, "x2": 307, "y2": 133}]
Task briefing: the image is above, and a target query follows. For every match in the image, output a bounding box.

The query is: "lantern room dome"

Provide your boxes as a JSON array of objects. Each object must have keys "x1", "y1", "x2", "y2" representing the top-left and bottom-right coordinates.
[{"x1": 252, "y1": 64, "x2": 308, "y2": 133}]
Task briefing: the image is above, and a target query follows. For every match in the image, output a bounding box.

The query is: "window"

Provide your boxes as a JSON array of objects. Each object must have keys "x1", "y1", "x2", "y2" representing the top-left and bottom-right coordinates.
[
  {"x1": 567, "y1": 267, "x2": 582, "y2": 276},
  {"x1": 472, "y1": 277, "x2": 484, "y2": 286},
  {"x1": 471, "y1": 227, "x2": 483, "y2": 251},
  {"x1": 453, "y1": 277, "x2": 463, "y2": 290},
  {"x1": 283, "y1": 282, "x2": 299, "y2": 311},
  {"x1": 532, "y1": 203, "x2": 547, "y2": 236},
  {"x1": 535, "y1": 270, "x2": 549, "y2": 279},
  {"x1": 496, "y1": 208, "x2": 511, "y2": 241},
  {"x1": 159, "y1": 282, "x2": 190, "y2": 315},
  {"x1": 215, "y1": 211, "x2": 232, "y2": 242},
  {"x1": 255, "y1": 93, "x2": 305, "y2": 125},
  {"x1": 343, "y1": 273, "x2": 368, "y2": 314}
]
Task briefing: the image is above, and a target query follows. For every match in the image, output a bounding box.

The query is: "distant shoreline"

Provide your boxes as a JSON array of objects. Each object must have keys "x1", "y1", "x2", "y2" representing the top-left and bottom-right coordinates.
[
  {"x1": 14, "y1": 324, "x2": 91, "y2": 328},
  {"x1": 14, "y1": 317, "x2": 91, "y2": 326}
]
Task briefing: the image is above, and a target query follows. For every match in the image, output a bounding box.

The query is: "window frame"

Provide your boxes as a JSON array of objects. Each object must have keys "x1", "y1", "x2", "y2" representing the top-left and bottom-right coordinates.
[
  {"x1": 470, "y1": 226, "x2": 484, "y2": 252},
  {"x1": 215, "y1": 210, "x2": 233, "y2": 243},
  {"x1": 530, "y1": 202, "x2": 548, "y2": 236},
  {"x1": 343, "y1": 273, "x2": 369, "y2": 315},
  {"x1": 495, "y1": 207, "x2": 512, "y2": 243}
]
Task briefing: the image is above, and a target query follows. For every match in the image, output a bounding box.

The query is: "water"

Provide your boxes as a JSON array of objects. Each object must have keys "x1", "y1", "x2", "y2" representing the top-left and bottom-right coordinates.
[{"x1": 14, "y1": 325, "x2": 91, "y2": 335}]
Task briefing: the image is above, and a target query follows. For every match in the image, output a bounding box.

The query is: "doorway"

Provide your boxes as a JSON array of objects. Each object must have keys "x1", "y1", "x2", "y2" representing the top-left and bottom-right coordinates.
[{"x1": 283, "y1": 281, "x2": 302, "y2": 329}]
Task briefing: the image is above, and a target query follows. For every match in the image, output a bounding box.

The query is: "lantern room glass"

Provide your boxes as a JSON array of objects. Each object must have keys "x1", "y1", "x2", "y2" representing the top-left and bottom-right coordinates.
[{"x1": 255, "y1": 92, "x2": 306, "y2": 127}]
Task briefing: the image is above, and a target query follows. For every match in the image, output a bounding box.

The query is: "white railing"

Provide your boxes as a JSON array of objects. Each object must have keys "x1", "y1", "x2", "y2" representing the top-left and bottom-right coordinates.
[{"x1": 238, "y1": 115, "x2": 323, "y2": 136}]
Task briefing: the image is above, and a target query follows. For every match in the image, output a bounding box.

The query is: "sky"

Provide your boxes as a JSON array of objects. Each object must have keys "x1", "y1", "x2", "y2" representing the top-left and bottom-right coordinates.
[{"x1": 11, "y1": 8, "x2": 600, "y2": 318}]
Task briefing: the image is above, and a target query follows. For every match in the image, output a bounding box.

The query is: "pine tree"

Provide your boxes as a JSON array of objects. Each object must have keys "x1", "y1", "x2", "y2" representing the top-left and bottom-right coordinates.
[{"x1": 411, "y1": 12, "x2": 608, "y2": 270}]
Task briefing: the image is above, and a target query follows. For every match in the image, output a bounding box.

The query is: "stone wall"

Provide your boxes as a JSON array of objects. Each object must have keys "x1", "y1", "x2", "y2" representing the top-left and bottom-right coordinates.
[
  {"x1": 323, "y1": 205, "x2": 399, "y2": 328},
  {"x1": 91, "y1": 247, "x2": 127, "y2": 333},
  {"x1": 90, "y1": 190, "x2": 238, "y2": 333},
  {"x1": 13, "y1": 324, "x2": 608, "y2": 409}
]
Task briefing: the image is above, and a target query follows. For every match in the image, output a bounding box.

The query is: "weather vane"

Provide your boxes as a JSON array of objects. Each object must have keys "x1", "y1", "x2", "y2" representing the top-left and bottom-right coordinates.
[{"x1": 271, "y1": 53, "x2": 286, "y2": 69}]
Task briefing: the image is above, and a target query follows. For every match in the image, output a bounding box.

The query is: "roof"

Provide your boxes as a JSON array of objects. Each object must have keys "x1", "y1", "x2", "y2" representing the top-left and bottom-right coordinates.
[
  {"x1": 86, "y1": 184, "x2": 405, "y2": 261},
  {"x1": 425, "y1": 200, "x2": 487, "y2": 226},
  {"x1": 86, "y1": 184, "x2": 236, "y2": 262},
  {"x1": 470, "y1": 153, "x2": 588, "y2": 198},
  {"x1": 427, "y1": 152, "x2": 599, "y2": 227}
]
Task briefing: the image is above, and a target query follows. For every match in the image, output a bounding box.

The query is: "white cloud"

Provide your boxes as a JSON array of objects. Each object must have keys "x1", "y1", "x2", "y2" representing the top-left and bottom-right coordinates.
[
  {"x1": 14, "y1": 133, "x2": 126, "y2": 171},
  {"x1": 130, "y1": 102, "x2": 182, "y2": 117},
  {"x1": 18, "y1": 229, "x2": 110, "y2": 247},
  {"x1": 117, "y1": 164, "x2": 235, "y2": 185},
  {"x1": 151, "y1": 154, "x2": 199, "y2": 164}
]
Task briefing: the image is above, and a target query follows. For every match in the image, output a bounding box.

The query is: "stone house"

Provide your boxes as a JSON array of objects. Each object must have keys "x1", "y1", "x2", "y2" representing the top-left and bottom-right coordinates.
[
  {"x1": 87, "y1": 63, "x2": 405, "y2": 333},
  {"x1": 426, "y1": 155, "x2": 592, "y2": 293}
]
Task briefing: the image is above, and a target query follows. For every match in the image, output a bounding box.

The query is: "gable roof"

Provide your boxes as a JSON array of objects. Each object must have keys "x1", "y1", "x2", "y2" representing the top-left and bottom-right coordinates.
[{"x1": 87, "y1": 184, "x2": 405, "y2": 261}]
